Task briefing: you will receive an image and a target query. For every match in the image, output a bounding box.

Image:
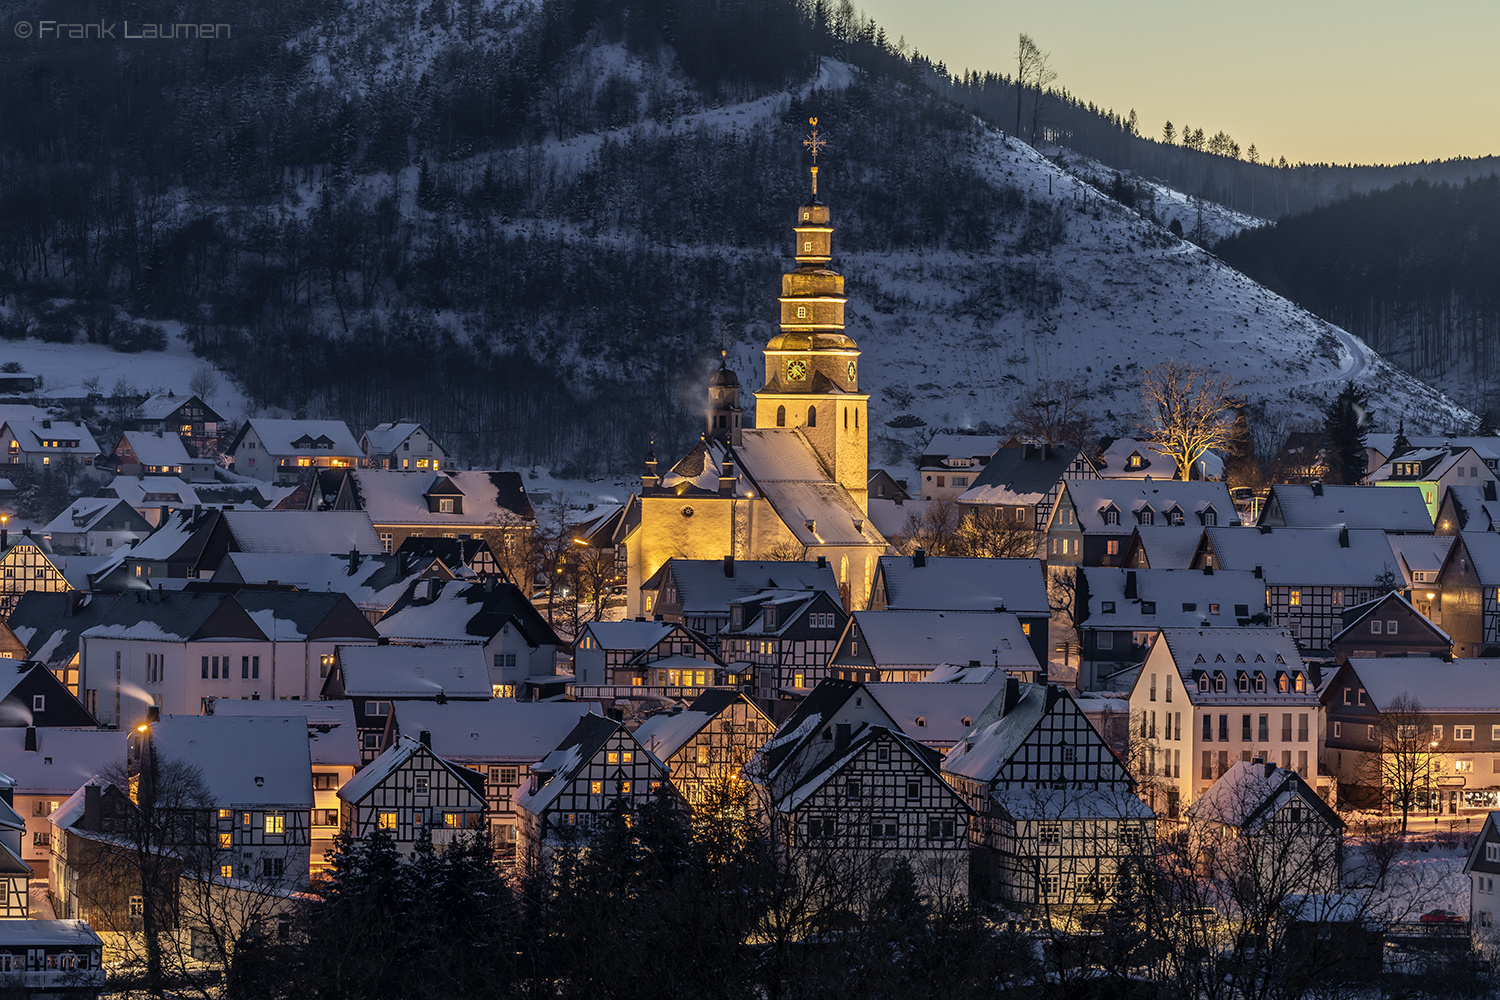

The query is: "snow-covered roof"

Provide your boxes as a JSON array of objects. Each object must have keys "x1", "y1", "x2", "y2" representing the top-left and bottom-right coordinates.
[
  {"x1": 1387, "y1": 533, "x2": 1454, "y2": 585},
  {"x1": 1151, "y1": 628, "x2": 1316, "y2": 701},
  {"x1": 863, "y1": 681, "x2": 1006, "y2": 745},
  {"x1": 216, "y1": 552, "x2": 425, "y2": 612},
  {"x1": 866, "y1": 497, "x2": 923, "y2": 539},
  {"x1": 1368, "y1": 446, "x2": 1488, "y2": 484},
  {"x1": 9, "y1": 592, "x2": 115, "y2": 668},
  {"x1": 920, "y1": 662, "x2": 1005, "y2": 683},
  {"x1": 1082, "y1": 567, "x2": 1266, "y2": 629},
  {"x1": 873, "y1": 555, "x2": 1048, "y2": 614},
  {"x1": 150, "y1": 715, "x2": 314, "y2": 807},
  {"x1": 223, "y1": 510, "x2": 383, "y2": 555},
  {"x1": 1368, "y1": 434, "x2": 1500, "y2": 464},
  {"x1": 734, "y1": 430, "x2": 883, "y2": 547},
  {"x1": 1202, "y1": 526, "x2": 1400, "y2": 586},
  {"x1": 918, "y1": 433, "x2": 1002, "y2": 464},
  {"x1": 338, "y1": 733, "x2": 482, "y2": 805},
  {"x1": 1095, "y1": 438, "x2": 1224, "y2": 481},
  {"x1": 851, "y1": 611, "x2": 1039, "y2": 670},
  {"x1": 1342, "y1": 657, "x2": 1500, "y2": 714},
  {"x1": 98, "y1": 476, "x2": 291, "y2": 511},
  {"x1": 0, "y1": 919, "x2": 103, "y2": 947},
  {"x1": 517, "y1": 714, "x2": 657, "y2": 815},
  {"x1": 376, "y1": 580, "x2": 560, "y2": 649},
  {"x1": 1186, "y1": 759, "x2": 1338, "y2": 832},
  {"x1": 391, "y1": 700, "x2": 593, "y2": 761},
  {"x1": 1127, "y1": 525, "x2": 1204, "y2": 569},
  {"x1": 1055, "y1": 478, "x2": 1235, "y2": 534},
  {"x1": 208, "y1": 699, "x2": 360, "y2": 767},
  {"x1": 580, "y1": 619, "x2": 675, "y2": 651},
  {"x1": 360, "y1": 422, "x2": 424, "y2": 454},
  {"x1": 957, "y1": 444, "x2": 1090, "y2": 506},
  {"x1": 635, "y1": 709, "x2": 715, "y2": 761},
  {"x1": 1440, "y1": 484, "x2": 1500, "y2": 532},
  {"x1": 941, "y1": 683, "x2": 1052, "y2": 781},
  {"x1": 348, "y1": 470, "x2": 533, "y2": 527},
  {"x1": 240, "y1": 419, "x2": 361, "y2": 456},
  {"x1": 0, "y1": 417, "x2": 99, "y2": 456},
  {"x1": 120, "y1": 430, "x2": 194, "y2": 468},
  {"x1": 1261, "y1": 484, "x2": 1432, "y2": 531},
  {"x1": 42, "y1": 498, "x2": 131, "y2": 535},
  {"x1": 334, "y1": 643, "x2": 490, "y2": 698},
  {"x1": 0, "y1": 727, "x2": 125, "y2": 794},
  {"x1": 651, "y1": 559, "x2": 841, "y2": 615}
]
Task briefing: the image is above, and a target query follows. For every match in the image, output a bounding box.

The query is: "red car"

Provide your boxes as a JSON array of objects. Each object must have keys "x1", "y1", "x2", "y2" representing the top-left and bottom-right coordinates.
[{"x1": 1420, "y1": 909, "x2": 1465, "y2": 924}]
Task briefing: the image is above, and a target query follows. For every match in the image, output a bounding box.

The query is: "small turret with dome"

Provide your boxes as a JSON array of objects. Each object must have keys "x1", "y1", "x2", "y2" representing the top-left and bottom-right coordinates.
[{"x1": 706, "y1": 345, "x2": 743, "y2": 446}]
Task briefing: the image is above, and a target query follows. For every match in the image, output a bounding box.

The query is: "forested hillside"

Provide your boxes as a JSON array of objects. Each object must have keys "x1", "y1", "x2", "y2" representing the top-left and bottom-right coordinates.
[
  {"x1": 1217, "y1": 178, "x2": 1500, "y2": 420},
  {"x1": 0, "y1": 0, "x2": 1474, "y2": 474}
]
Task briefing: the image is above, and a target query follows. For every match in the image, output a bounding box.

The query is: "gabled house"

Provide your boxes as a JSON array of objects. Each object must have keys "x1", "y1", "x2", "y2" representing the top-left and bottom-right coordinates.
[
  {"x1": 516, "y1": 714, "x2": 679, "y2": 855},
  {"x1": 0, "y1": 773, "x2": 29, "y2": 917},
  {"x1": 1328, "y1": 592, "x2": 1451, "y2": 662},
  {"x1": 867, "y1": 553, "x2": 1050, "y2": 665},
  {"x1": 1120, "y1": 525, "x2": 1208, "y2": 570},
  {"x1": 572, "y1": 618, "x2": 727, "y2": 701},
  {"x1": 0, "y1": 661, "x2": 97, "y2": 728},
  {"x1": 634, "y1": 691, "x2": 778, "y2": 807},
  {"x1": 213, "y1": 550, "x2": 447, "y2": 624},
  {"x1": 915, "y1": 433, "x2": 1001, "y2": 500},
  {"x1": 116, "y1": 508, "x2": 383, "y2": 584},
  {"x1": 1095, "y1": 437, "x2": 1223, "y2": 481},
  {"x1": 319, "y1": 469, "x2": 535, "y2": 560},
  {"x1": 955, "y1": 443, "x2": 1100, "y2": 532},
  {"x1": 376, "y1": 579, "x2": 562, "y2": 696},
  {"x1": 1128, "y1": 627, "x2": 1321, "y2": 817},
  {"x1": 1045, "y1": 478, "x2": 1235, "y2": 567},
  {"x1": 1465, "y1": 811, "x2": 1500, "y2": 942},
  {"x1": 0, "y1": 616, "x2": 29, "y2": 661},
  {"x1": 827, "y1": 610, "x2": 1041, "y2": 685},
  {"x1": 0, "y1": 726, "x2": 126, "y2": 882},
  {"x1": 1258, "y1": 483, "x2": 1433, "y2": 533},
  {"x1": 0, "y1": 416, "x2": 99, "y2": 473},
  {"x1": 132, "y1": 391, "x2": 223, "y2": 458},
  {"x1": 0, "y1": 535, "x2": 75, "y2": 617},
  {"x1": 859, "y1": 681, "x2": 1007, "y2": 750},
  {"x1": 1434, "y1": 531, "x2": 1500, "y2": 657},
  {"x1": 639, "y1": 557, "x2": 842, "y2": 638},
  {"x1": 380, "y1": 700, "x2": 593, "y2": 853},
  {"x1": 7, "y1": 592, "x2": 117, "y2": 695},
  {"x1": 866, "y1": 468, "x2": 910, "y2": 502},
  {"x1": 0, "y1": 920, "x2": 104, "y2": 991},
  {"x1": 149, "y1": 714, "x2": 315, "y2": 887},
  {"x1": 943, "y1": 680, "x2": 1156, "y2": 907},
  {"x1": 392, "y1": 536, "x2": 502, "y2": 581},
  {"x1": 1076, "y1": 567, "x2": 1268, "y2": 691},
  {"x1": 228, "y1": 419, "x2": 362, "y2": 484},
  {"x1": 1436, "y1": 482, "x2": 1500, "y2": 535},
  {"x1": 1323, "y1": 658, "x2": 1500, "y2": 815},
  {"x1": 1367, "y1": 446, "x2": 1496, "y2": 520},
  {"x1": 718, "y1": 588, "x2": 849, "y2": 699},
  {"x1": 322, "y1": 644, "x2": 492, "y2": 761},
  {"x1": 337, "y1": 733, "x2": 487, "y2": 857},
  {"x1": 1191, "y1": 526, "x2": 1398, "y2": 653},
  {"x1": 1386, "y1": 533, "x2": 1453, "y2": 621},
  {"x1": 360, "y1": 423, "x2": 448, "y2": 471},
  {"x1": 108, "y1": 430, "x2": 216, "y2": 482},
  {"x1": 1186, "y1": 760, "x2": 1343, "y2": 894},
  {"x1": 41, "y1": 498, "x2": 153, "y2": 557},
  {"x1": 1367, "y1": 434, "x2": 1500, "y2": 476}
]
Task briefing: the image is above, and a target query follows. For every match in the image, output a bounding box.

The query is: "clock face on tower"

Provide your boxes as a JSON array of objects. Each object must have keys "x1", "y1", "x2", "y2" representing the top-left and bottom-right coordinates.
[
  {"x1": 786, "y1": 358, "x2": 808, "y2": 381},
  {"x1": 846, "y1": 360, "x2": 857, "y2": 382}
]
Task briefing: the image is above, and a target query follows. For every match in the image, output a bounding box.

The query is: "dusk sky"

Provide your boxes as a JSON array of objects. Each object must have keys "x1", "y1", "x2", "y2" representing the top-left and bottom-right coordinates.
[{"x1": 857, "y1": 0, "x2": 1500, "y2": 166}]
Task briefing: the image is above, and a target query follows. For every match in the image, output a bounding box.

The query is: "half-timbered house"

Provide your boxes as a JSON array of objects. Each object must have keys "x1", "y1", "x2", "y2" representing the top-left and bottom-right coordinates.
[
  {"x1": 322, "y1": 644, "x2": 491, "y2": 762},
  {"x1": 516, "y1": 714, "x2": 679, "y2": 856},
  {"x1": 634, "y1": 691, "x2": 777, "y2": 807},
  {"x1": 826, "y1": 611, "x2": 1041, "y2": 685},
  {"x1": 572, "y1": 618, "x2": 728, "y2": 702},
  {"x1": 717, "y1": 588, "x2": 849, "y2": 699},
  {"x1": 0, "y1": 661, "x2": 96, "y2": 729},
  {"x1": 1045, "y1": 478, "x2": 1235, "y2": 568},
  {"x1": 942, "y1": 679, "x2": 1157, "y2": 909},
  {"x1": 0, "y1": 920, "x2": 105, "y2": 993},
  {"x1": 0, "y1": 536, "x2": 74, "y2": 617},
  {"x1": 867, "y1": 553, "x2": 1050, "y2": 666},
  {"x1": 955, "y1": 443, "x2": 1100, "y2": 534},
  {"x1": 0, "y1": 773, "x2": 29, "y2": 917},
  {"x1": 638, "y1": 557, "x2": 842, "y2": 641},
  {"x1": 337, "y1": 733, "x2": 487, "y2": 857}
]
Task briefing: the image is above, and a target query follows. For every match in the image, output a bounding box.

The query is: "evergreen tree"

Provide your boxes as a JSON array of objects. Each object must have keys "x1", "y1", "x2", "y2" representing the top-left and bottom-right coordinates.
[
  {"x1": 1322, "y1": 381, "x2": 1373, "y2": 484},
  {"x1": 1390, "y1": 417, "x2": 1411, "y2": 459}
]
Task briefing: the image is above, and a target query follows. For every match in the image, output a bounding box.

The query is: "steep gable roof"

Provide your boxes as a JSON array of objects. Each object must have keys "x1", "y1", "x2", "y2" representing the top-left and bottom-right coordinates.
[
  {"x1": 1186, "y1": 759, "x2": 1341, "y2": 833},
  {"x1": 1331, "y1": 591, "x2": 1450, "y2": 645},
  {"x1": 1056, "y1": 478, "x2": 1234, "y2": 533},
  {"x1": 150, "y1": 715, "x2": 314, "y2": 807},
  {"x1": 1198, "y1": 526, "x2": 1400, "y2": 586},
  {"x1": 347, "y1": 470, "x2": 534, "y2": 526},
  {"x1": 871, "y1": 555, "x2": 1048, "y2": 614},
  {"x1": 1260, "y1": 484, "x2": 1433, "y2": 531},
  {"x1": 233, "y1": 418, "x2": 361, "y2": 457},
  {"x1": 8, "y1": 592, "x2": 117, "y2": 669},
  {"x1": 377, "y1": 580, "x2": 561, "y2": 649},
  {"x1": 338, "y1": 734, "x2": 485, "y2": 805},
  {"x1": 332, "y1": 644, "x2": 490, "y2": 698},
  {"x1": 390, "y1": 700, "x2": 593, "y2": 761},
  {"x1": 957, "y1": 444, "x2": 1094, "y2": 506}
]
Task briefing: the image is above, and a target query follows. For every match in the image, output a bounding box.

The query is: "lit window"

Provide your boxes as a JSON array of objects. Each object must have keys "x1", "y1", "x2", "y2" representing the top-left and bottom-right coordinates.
[
  {"x1": 219, "y1": 833, "x2": 231, "y2": 848},
  {"x1": 1288, "y1": 590, "x2": 1301, "y2": 606},
  {"x1": 607, "y1": 752, "x2": 619, "y2": 764},
  {"x1": 265, "y1": 814, "x2": 285, "y2": 835},
  {"x1": 220, "y1": 865, "x2": 234, "y2": 878},
  {"x1": 591, "y1": 781, "x2": 603, "y2": 795},
  {"x1": 378, "y1": 812, "x2": 397, "y2": 830},
  {"x1": 619, "y1": 781, "x2": 632, "y2": 795}
]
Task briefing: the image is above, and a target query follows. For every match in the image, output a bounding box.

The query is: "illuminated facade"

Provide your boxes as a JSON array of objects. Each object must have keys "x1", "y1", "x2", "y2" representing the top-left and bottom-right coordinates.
[{"x1": 623, "y1": 125, "x2": 886, "y2": 615}]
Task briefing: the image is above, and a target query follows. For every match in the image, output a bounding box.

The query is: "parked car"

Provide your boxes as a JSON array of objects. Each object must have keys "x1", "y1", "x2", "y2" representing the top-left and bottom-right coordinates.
[{"x1": 1420, "y1": 909, "x2": 1464, "y2": 924}]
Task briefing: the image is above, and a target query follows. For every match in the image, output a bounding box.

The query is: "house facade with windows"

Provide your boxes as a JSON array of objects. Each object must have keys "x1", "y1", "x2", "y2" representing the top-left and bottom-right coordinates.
[
  {"x1": 360, "y1": 422, "x2": 448, "y2": 471},
  {"x1": 1044, "y1": 479, "x2": 1234, "y2": 568},
  {"x1": 338, "y1": 733, "x2": 487, "y2": 857},
  {"x1": 316, "y1": 469, "x2": 535, "y2": 560},
  {"x1": 1327, "y1": 591, "x2": 1451, "y2": 662},
  {"x1": 1323, "y1": 658, "x2": 1500, "y2": 814},
  {"x1": 943, "y1": 680, "x2": 1156, "y2": 908},
  {"x1": 826, "y1": 610, "x2": 1041, "y2": 685},
  {"x1": 375, "y1": 579, "x2": 561, "y2": 696},
  {"x1": 1367, "y1": 446, "x2": 1496, "y2": 520},
  {"x1": 229, "y1": 419, "x2": 362, "y2": 483},
  {"x1": 572, "y1": 618, "x2": 727, "y2": 701},
  {"x1": 0, "y1": 920, "x2": 105, "y2": 992},
  {"x1": 1434, "y1": 531, "x2": 1500, "y2": 657},
  {"x1": 323, "y1": 643, "x2": 491, "y2": 762},
  {"x1": 132, "y1": 392, "x2": 223, "y2": 458},
  {"x1": 634, "y1": 691, "x2": 778, "y2": 807},
  {"x1": 956, "y1": 443, "x2": 1101, "y2": 533},
  {"x1": 41, "y1": 498, "x2": 154, "y2": 557},
  {"x1": 638, "y1": 557, "x2": 842, "y2": 641},
  {"x1": 866, "y1": 554, "x2": 1050, "y2": 665},
  {"x1": 1190, "y1": 526, "x2": 1395, "y2": 654},
  {"x1": 0, "y1": 774, "x2": 29, "y2": 917},
  {"x1": 1128, "y1": 627, "x2": 1322, "y2": 818},
  {"x1": 0, "y1": 537, "x2": 75, "y2": 618},
  {"x1": 516, "y1": 714, "x2": 679, "y2": 856},
  {"x1": 1464, "y1": 810, "x2": 1500, "y2": 943},
  {"x1": 915, "y1": 433, "x2": 1001, "y2": 501},
  {"x1": 1, "y1": 727, "x2": 126, "y2": 882},
  {"x1": 108, "y1": 430, "x2": 216, "y2": 482},
  {"x1": 1, "y1": 417, "x2": 99, "y2": 473},
  {"x1": 1075, "y1": 567, "x2": 1268, "y2": 691},
  {"x1": 718, "y1": 588, "x2": 848, "y2": 699},
  {"x1": 380, "y1": 700, "x2": 593, "y2": 855}
]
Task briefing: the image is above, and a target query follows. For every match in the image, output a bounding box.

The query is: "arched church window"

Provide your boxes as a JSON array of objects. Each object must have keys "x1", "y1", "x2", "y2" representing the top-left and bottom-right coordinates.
[
  {"x1": 776, "y1": 406, "x2": 786, "y2": 427},
  {"x1": 844, "y1": 409, "x2": 848, "y2": 429},
  {"x1": 855, "y1": 410, "x2": 859, "y2": 429},
  {"x1": 807, "y1": 406, "x2": 816, "y2": 427}
]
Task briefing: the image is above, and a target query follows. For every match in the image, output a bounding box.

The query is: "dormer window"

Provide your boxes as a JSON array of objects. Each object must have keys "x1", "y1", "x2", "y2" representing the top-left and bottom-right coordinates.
[
  {"x1": 1202, "y1": 508, "x2": 1217, "y2": 526},
  {"x1": 1237, "y1": 672, "x2": 1249, "y2": 692},
  {"x1": 1197, "y1": 674, "x2": 1209, "y2": 692},
  {"x1": 1127, "y1": 452, "x2": 1143, "y2": 469},
  {"x1": 1214, "y1": 672, "x2": 1226, "y2": 692},
  {"x1": 1277, "y1": 672, "x2": 1289, "y2": 693},
  {"x1": 1101, "y1": 601, "x2": 1116, "y2": 614},
  {"x1": 439, "y1": 498, "x2": 454, "y2": 513},
  {"x1": 763, "y1": 606, "x2": 777, "y2": 630},
  {"x1": 1294, "y1": 672, "x2": 1306, "y2": 692},
  {"x1": 1254, "y1": 672, "x2": 1266, "y2": 692},
  {"x1": 1138, "y1": 507, "x2": 1154, "y2": 526},
  {"x1": 1167, "y1": 506, "x2": 1184, "y2": 526},
  {"x1": 1101, "y1": 505, "x2": 1120, "y2": 526}
]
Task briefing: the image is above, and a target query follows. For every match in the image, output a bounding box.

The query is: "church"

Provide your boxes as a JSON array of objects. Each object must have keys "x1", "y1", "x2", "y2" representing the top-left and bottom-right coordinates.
[{"x1": 622, "y1": 126, "x2": 889, "y2": 614}]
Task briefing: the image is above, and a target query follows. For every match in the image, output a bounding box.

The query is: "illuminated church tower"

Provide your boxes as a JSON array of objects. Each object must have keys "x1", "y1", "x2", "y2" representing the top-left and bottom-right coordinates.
[{"x1": 754, "y1": 119, "x2": 869, "y2": 514}]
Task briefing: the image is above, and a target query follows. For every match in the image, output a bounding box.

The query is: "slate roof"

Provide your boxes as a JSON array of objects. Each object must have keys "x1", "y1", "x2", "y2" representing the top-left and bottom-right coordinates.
[
  {"x1": 390, "y1": 700, "x2": 593, "y2": 761},
  {"x1": 150, "y1": 715, "x2": 314, "y2": 807},
  {"x1": 377, "y1": 580, "x2": 561, "y2": 649},
  {"x1": 208, "y1": 698, "x2": 360, "y2": 767},
  {"x1": 8, "y1": 592, "x2": 117, "y2": 669},
  {"x1": 957, "y1": 445, "x2": 1090, "y2": 506},
  {"x1": 1186, "y1": 759, "x2": 1341, "y2": 832},
  {"x1": 120, "y1": 430, "x2": 194, "y2": 468},
  {"x1": 235, "y1": 419, "x2": 361, "y2": 457},
  {"x1": 222, "y1": 510, "x2": 383, "y2": 554},
  {"x1": 1200, "y1": 526, "x2": 1401, "y2": 586},
  {"x1": 333, "y1": 644, "x2": 491, "y2": 698},
  {"x1": 760, "y1": 679, "x2": 888, "y2": 777},
  {"x1": 732, "y1": 431, "x2": 883, "y2": 547},
  {"x1": 82, "y1": 590, "x2": 249, "y2": 642},
  {"x1": 1340, "y1": 657, "x2": 1500, "y2": 714},
  {"x1": 1453, "y1": 531, "x2": 1500, "y2": 584},
  {"x1": 1055, "y1": 478, "x2": 1235, "y2": 533},
  {"x1": 361, "y1": 422, "x2": 425, "y2": 454},
  {"x1": 849, "y1": 611, "x2": 1039, "y2": 670},
  {"x1": 348, "y1": 470, "x2": 534, "y2": 526},
  {"x1": 215, "y1": 552, "x2": 429, "y2": 612},
  {"x1": 872, "y1": 555, "x2": 1048, "y2": 615},
  {"x1": 1440, "y1": 484, "x2": 1500, "y2": 531},
  {"x1": 42, "y1": 498, "x2": 142, "y2": 536},
  {"x1": 235, "y1": 590, "x2": 378, "y2": 641},
  {"x1": 0, "y1": 727, "x2": 126, "y2": 794},
  {"x1": 941, "y1": 682, "x2": 1055, "y2": 782},
  {"x1": 648, "y1": 559, "x2": 841, "y2": 615},
  {"x1": 1082, "y1": 567, "x2": 1267, "y2": 629},
  {"x1": 1126, "y1": 525, "x2": 1205, "y2": 569},
  {"x1": 862, "y1": 681, "x2": 1007, "y2": 746},
  {"x1": 1261, "y1": 484, "x2": 1433, "y2": 531},
  {"x1": 918, "y1": 433, "x2": 1002, "y2": 464},
  {"x1": 1331, "y1": 592, "x2": 1450, "y2": 645}
]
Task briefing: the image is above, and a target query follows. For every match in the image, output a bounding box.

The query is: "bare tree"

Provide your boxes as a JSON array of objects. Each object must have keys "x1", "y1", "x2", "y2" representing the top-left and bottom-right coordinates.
[
  {"x1": 1359, "y1": 692, "x2": 1439, "y2": 835},
  {"x1": 1006, "y1": 378, "x2": 1096, "y2": 451},
  {"x1": 894, "y1": 499, "x2": 964, "y2": 556},
  {"x1": 189, "y1": 364, "x2": 221, "y2": 404},
  {"x1": 1015, "y1": 33, "x2": 1057, "y2": 144},
  {"x1": 1247, "y1": 402, "x2": 1291, "y2": 485},
  {"x1": 953, "y1": 507, "x2": 1037, "y2": 559},
  {"x1": 1139, "y1": 361, "x2": 1238, "y2": 480}
]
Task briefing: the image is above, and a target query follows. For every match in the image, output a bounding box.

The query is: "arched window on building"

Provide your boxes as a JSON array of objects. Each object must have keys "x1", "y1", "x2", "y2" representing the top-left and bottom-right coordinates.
[
  {"x1": 776, "y1": 406, "x2": 786, "y2": 427},
  {"x1": 807, "y1": 406, "x2": 816, "y2": 427}
]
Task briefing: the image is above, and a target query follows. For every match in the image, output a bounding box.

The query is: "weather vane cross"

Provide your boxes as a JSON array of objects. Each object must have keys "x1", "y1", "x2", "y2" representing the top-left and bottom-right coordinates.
[
  {"x1": 718, "y1": 322, "x2": 732, "y2": 360},
  {"x1": 802, "y1": 117, "x2": 826, "y2": 196}
]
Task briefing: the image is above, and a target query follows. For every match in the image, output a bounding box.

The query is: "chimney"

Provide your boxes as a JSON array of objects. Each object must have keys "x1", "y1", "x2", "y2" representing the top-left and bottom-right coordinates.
[
  {"x1": 723, "y1": 555, "x2": 735, "y2": 578},
  {"x1": 1264, "y1": 761, "x2": 1276, "y2": 778},
  {"x1": 834, "y1": 723, "x2": 851, "y2": 752},
  {"x1": 348, "y1": 548, "x2": 360, "y2": 574},
  {"x1": 968, "y1": 659, "x2": 981, "y2": 668},
  {"x1": 426, "y1": 578, "x2": 441, "y2": 601},
  {"x1": 83, "y1": 783, "x2": 101, "y2": 830},
  {"x1": 1041, "y1": 443, "x2": 1053, "y2": 461},
  {"x1": 1124, "y1": 571, "x2": 1138, "y2": 599},
  {"x1": 1258, "y1": 525, "x2": 1272, "y2": 534},
  {"x1": 913, "y1": 548, "x2": 926, "y2": 568},
  {"x1": 158, "y1": 504, "x2": 169, "y2": 526},
  {"x1": 147, "y1": 705, "x2": 160, "y2": 723},
  {"x1": 1338, "y1": 525, "x2": 1350, "y2": 548},
  {"x1": 192, "y1": 504, "x2": 202, "y2": 526},
  {"x1": 1253, "y1": 565, "x2": 1263, "y2": 579},
  {"x1": 1001, "y1": 677, "x2": 1021, "y2": 716},
  {"x1": 653, "y1": 613, "x2": 663, "y2": 622},
  {"x1": 418, "y1": 730, "x2": 432, "y2": 749},
  {"x1": 1202, "y1": 564, "x2": 1214, "y2": 575},
  {"x1": 718, "y1": 459, "x2": 737, "y2": 497},
  {"x1": 1311, "y1": 482, "x2": 1323, "y2": 497},
  {"x1": 41, "y1": 419, "x2": 50, "y2": 429},
  {"x1": 24, "y1": 726, "x2": 37, "y2": 752},
  {"x1": 0, "y1": 525, "x2": 6, "y2": 548},
  {"x1": 1022, "y1": 443, "x2": 1035, "y2": 460},
  {"x1": 817, "y1": 555, "x2": 827, "y2": 568},
  {"x1": 399, "y1": 551, "x2": 414, "y2": 575},
  {"x1": 1487, "y1": 481, "x2": 1497, "y2": 502}
]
